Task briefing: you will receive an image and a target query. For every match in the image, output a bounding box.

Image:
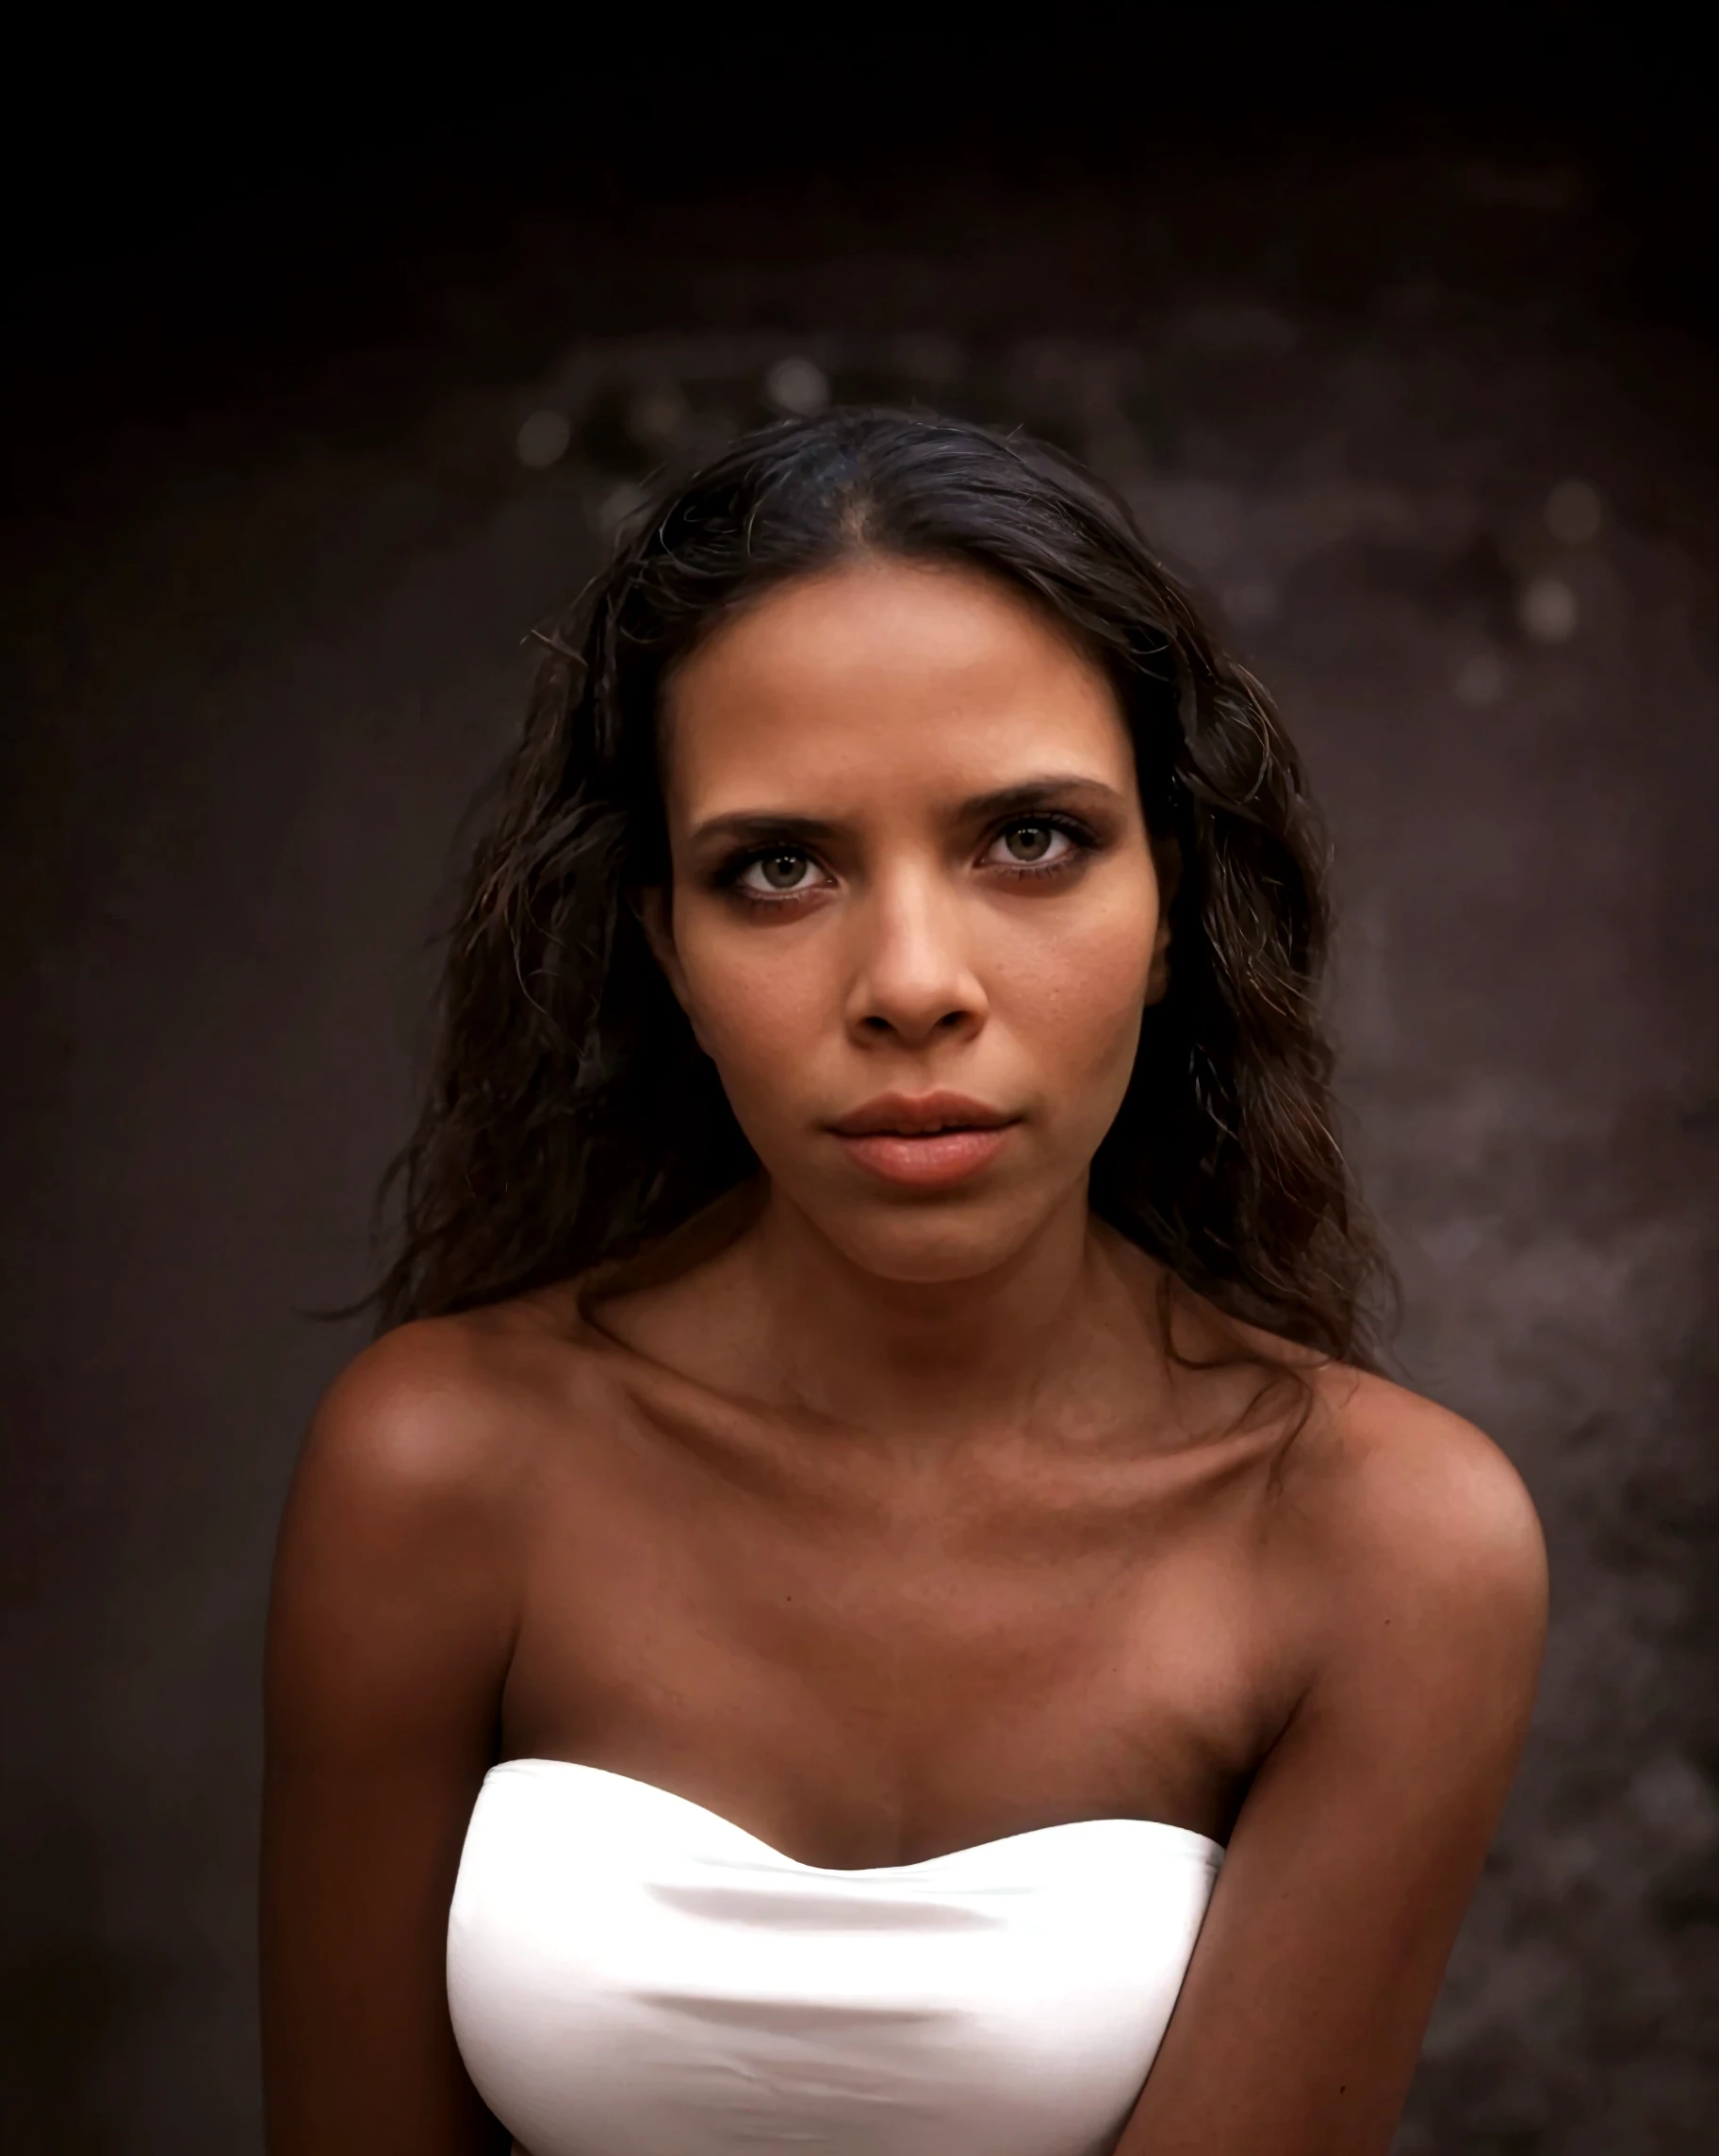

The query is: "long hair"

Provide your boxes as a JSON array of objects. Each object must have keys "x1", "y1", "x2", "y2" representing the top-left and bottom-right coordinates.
[{"x1": 366, "y1": 408, "x2": 1392, "y2": 1364}]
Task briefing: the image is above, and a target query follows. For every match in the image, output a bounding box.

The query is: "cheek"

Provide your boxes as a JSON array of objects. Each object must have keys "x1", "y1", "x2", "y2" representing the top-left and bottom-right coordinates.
[
  {"x1": 672, "y1": 914, "x2": 822, "y2": 1094},
  {"x1": 991, "y1": 883, "x2": 1161, "y2": 1068}
]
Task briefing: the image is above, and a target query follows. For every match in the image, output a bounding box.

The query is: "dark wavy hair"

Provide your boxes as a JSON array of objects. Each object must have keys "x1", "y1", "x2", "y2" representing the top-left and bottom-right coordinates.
[{"x1": 366, "y1": 407, "x2": 1391, "y2": 1365}]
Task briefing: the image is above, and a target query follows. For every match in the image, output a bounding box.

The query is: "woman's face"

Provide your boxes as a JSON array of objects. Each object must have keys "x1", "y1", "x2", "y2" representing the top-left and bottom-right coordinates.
[{"x1": 645, "y1": 557, "x2": 1169, "y2": 1283}]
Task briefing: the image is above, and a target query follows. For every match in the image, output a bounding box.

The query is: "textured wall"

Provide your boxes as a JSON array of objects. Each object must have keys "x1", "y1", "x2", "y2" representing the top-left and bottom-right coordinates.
[{"x1": 3, "y1": 130, "x2": 1715, "y2": 2152}]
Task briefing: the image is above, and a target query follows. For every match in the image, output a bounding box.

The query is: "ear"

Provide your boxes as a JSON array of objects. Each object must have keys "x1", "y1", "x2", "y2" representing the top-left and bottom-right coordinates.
[{"x1": 633, "y1": 885, "x2": 712, "y2": 1054}]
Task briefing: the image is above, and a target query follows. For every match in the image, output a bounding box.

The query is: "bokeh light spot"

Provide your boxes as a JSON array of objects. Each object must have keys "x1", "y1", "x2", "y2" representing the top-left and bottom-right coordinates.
[
  {"x1": 1455, "y1": 651, "x2": 1508, "y2": 707},
  {"x1": 597, "y1": 480, "x2": 648, "y2": 540},
  {"x1": 516, "y1": 410, "x2": 572, "y2": 469},
  {"x1": 628, "y1": 386, "x2": 690, "y2": 451},
  {"x1": 1519, "y1": 573, "x2": 1580, "y2": 644},
  {"x1": 1546, "y1": 477, "x2": 1603, "y2": 546},
  {"x1": 764, "y1": 356, "x2": 830, "y2": 417}
]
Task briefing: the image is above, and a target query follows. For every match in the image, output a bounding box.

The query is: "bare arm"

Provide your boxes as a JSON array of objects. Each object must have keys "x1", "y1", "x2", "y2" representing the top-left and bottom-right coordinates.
[
  {"x1": 1119, "y1": 1396, "x2": 1548, "y2": 2156},
  {"x1": 260, "y1": 1325, "x2": 521, "y2": 2154}
]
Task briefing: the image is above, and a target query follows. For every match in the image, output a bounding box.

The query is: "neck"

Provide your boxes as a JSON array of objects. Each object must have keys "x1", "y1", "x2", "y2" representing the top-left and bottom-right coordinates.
[{"x1": 729, "y1": 1176, "x2": 1166, "y2": 1451}]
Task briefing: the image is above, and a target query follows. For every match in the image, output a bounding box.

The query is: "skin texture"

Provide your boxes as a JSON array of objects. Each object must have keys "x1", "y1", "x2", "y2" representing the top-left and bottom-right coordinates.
[{"x1": 260, "y1": 559, "x2": 1548, "y2": 2154}]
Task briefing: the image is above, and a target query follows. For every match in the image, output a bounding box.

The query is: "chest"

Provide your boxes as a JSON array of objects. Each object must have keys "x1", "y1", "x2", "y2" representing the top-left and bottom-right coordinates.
[{"x1": 501, "y1": 1413, "x2": 1285, "y2": 1857}]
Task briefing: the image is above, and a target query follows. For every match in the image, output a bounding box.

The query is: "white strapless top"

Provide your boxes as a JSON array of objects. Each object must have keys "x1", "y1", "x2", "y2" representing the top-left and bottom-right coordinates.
[{"x1": 448, "y1": 1758, "x2": 1222, "y2": 2156}]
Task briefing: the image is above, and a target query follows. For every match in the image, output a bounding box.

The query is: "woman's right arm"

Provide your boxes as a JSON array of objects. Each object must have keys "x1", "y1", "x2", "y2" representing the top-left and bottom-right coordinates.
[{"x1": 260, "y1": 1326, "x2": 521, "y2": 2154}]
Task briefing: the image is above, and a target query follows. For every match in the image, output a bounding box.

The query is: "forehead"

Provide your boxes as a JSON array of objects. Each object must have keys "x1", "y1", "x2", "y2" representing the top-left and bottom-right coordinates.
[{"x1": 660, "y1": 558, "x2": 1130, "y2": 811}]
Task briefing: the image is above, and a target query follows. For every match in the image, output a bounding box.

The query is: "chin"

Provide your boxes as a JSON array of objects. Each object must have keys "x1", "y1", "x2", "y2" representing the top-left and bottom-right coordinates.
[{"x1": 813, "y1": 1187, "x2": 1070, "y2": 1288}]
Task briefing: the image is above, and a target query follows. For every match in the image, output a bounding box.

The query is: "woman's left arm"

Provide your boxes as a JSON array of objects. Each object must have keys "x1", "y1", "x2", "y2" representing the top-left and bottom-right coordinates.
[{"x1": 1120, "y1": 1397, "x2": 1549, "y2": 2156}]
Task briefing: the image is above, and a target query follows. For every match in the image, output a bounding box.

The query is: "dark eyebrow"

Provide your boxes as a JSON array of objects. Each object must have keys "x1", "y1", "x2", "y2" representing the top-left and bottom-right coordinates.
[{"x1": 688, "y1": 774, "x2": 1125, "y2": 850}]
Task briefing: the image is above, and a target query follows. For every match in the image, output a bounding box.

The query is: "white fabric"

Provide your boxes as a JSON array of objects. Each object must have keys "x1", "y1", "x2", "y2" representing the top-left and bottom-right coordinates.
[{"x1": 448, "y1": 1757, "x2": 1222, "y2": 2156}]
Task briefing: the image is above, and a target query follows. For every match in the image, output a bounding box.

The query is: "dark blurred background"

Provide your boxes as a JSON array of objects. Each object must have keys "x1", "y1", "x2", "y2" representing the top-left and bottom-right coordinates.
[{"x1": 3, "y1": 12, "x2": 1714, "y2": 2150}]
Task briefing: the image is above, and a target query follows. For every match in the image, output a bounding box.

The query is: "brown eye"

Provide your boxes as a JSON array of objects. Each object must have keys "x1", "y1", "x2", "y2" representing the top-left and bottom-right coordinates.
[
  {"x1": 1004, "y1": 823, "x2": 1056, "y2": 862},
  {"x1": 990, "y1": 820, "x2": 1077, "y2": 870},
  {"x1": 739, "y1": 850, "x2": 816, "y2": 895}
]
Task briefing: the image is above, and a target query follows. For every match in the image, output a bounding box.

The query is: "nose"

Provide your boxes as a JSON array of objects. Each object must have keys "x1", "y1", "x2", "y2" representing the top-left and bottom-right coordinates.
[{"x1": 843, "y1": 859, "x2": 989, "y2": 1048}]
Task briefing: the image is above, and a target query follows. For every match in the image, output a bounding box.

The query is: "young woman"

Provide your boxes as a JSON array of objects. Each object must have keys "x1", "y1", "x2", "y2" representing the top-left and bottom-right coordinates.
[{"x1": 260, "y1": 409, "x2": 1547, "y2": 2155}]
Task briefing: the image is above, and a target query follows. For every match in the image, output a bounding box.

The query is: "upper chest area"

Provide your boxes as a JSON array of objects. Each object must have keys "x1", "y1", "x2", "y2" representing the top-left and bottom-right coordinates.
[
  {"x1": 502, "y1": 1337, "x2": 1317, "y2": 1782},
  {"x1": 544, "y1": 1321, "x2": 1286, "y2": 1570}
]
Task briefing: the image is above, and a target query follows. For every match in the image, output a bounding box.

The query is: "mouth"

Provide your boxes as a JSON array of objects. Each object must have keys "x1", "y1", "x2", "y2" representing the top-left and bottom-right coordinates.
[
  {"x1": 847, "y1": 1119, "x2": 1003, "y2": 1136},
  {"x1": 827, "y1": 1095, "x2": 1020, "y2": 1188},
  {"x1": 828, "y1": 1092, "x2": 1014, "y2": 1138}
]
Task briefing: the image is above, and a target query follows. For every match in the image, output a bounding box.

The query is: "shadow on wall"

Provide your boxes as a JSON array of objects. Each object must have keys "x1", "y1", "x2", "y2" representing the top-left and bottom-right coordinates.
[{"x1": 3, "y1": 1820, "x2": 129, "y2": 2151}]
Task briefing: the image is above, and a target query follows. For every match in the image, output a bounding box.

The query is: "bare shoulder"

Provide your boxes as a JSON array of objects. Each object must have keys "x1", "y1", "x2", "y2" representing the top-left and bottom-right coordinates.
[
  {"x1": 1285, "y1": 1362, "x2": 1548, "y2": 1673},
  {"x1": 268, "y1": 1294, "x2": 617, "y2": 1743},
  {"x1": 1187, "y1": 1274, "x2": 1547, "y2": 1628},
  {"x1": 1308, "y1": 1363, "x2": 1547, "y2": 1576},
  {"x1": 290, "y1": 1289, "x2": 612, "y2": 1534}
]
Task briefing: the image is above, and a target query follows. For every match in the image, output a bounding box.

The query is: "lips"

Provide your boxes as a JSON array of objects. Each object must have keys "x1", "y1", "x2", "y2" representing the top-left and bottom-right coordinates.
[
  {"x1": 827, "y1": 1093, "x2": 1020, "y2": 1189},
  {"x1": 828, "y1": 1091, "x2": 1014, "y2": 1138}
]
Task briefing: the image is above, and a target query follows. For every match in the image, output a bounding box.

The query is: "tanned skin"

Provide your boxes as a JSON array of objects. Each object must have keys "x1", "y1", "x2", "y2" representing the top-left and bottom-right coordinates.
[{"x1": 261, "y1": 560, "x2": 1547, "y2": 2154}]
